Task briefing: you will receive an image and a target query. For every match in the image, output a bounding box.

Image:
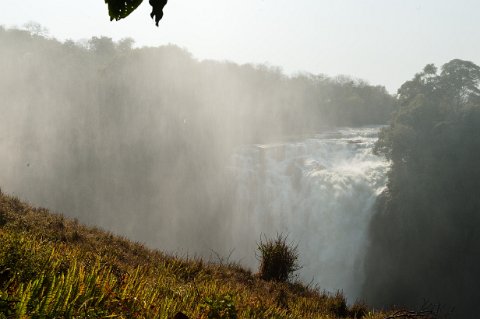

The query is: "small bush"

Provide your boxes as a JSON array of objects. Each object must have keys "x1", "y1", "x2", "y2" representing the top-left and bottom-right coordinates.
[
  {"x1": 349, "y1": 301, "x2": 368, "y2": 318},
  {"x1": 200, "y1": 294, "x2": 237, "y2": 319},
  {"x1": 256, "y1": 233, "x2": 301, "y2": 282},
  {"x1": 325, "y1": 291, "x2": 348, "y2": 317}
]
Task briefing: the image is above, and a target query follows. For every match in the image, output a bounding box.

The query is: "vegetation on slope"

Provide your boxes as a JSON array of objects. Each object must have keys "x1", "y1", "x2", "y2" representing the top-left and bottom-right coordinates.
[
  {"x1": 363, "y1": 59, "x2": 480, "y2": 318},
  {"x1": 0, "y1": 190, "x2": 382, "y2": 318}
]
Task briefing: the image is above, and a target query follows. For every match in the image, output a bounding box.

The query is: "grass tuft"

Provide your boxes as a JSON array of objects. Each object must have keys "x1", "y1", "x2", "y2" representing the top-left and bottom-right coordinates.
[{"x1": 256, "y1": 233, "x2": 301, "y2": 282}]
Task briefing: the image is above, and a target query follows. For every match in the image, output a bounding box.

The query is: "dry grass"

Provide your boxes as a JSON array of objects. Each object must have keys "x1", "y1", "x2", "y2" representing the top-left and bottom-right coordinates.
[{"x1": 0, "y1": 190, "x2": 388, "y2": 318}]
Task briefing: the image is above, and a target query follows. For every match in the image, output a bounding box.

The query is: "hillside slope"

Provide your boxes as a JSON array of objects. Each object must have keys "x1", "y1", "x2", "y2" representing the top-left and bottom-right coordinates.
[{"x1": 0, "y1": 189, "x2": 392, "y2": 318}]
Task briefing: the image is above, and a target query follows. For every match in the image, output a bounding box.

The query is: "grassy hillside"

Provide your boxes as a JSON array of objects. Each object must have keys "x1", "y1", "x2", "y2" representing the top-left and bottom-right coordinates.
[{"x1": 0, "y1": 190, "x2": 394, "y2": 318}]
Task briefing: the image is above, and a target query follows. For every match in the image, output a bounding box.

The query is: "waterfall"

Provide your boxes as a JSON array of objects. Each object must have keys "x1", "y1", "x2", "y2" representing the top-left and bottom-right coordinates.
[
  {"x1": 0, "y1": 119, "x2": 388, "y2": 302},
  {"x1": 228, "y1": 126, "x2": 388, "y2": 301}
]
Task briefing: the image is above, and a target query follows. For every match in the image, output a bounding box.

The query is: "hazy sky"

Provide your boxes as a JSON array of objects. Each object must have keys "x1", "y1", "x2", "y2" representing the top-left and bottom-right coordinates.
[{"x1": 2, "y1": 0, "x2": 479, "y2": 92}]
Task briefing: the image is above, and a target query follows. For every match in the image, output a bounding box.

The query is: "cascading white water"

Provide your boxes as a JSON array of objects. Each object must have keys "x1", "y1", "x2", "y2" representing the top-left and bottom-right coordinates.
[{"x1": 228, "y1": 126, "x2": 388, "y2": 302}]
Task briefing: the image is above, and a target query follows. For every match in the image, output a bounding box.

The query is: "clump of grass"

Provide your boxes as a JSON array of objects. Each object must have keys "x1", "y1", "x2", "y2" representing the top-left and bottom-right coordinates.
[
  {"x1": 325, "y1": 291, "x2": 348, "y2": 317},
  {"x1": 256, "y1": 233, "x2": 301, "y2": 282},
  {"x1": 349, "y1": 301, "x2": 368, "y2": 318},
  {"x1": 200, "y1": 293, "x2": 237, "y2": 319}
]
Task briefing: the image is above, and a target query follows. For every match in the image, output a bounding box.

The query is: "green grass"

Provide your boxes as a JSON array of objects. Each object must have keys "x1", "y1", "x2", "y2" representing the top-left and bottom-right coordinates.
[{"x1": 0, "y1": 190, "x2": 387, "y2": 318}]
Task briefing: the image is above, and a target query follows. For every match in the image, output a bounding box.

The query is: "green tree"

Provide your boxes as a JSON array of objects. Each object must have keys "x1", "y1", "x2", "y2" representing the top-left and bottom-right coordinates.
[{"x1": 363, "y1": 59, "x2": 480, "y2": 318}]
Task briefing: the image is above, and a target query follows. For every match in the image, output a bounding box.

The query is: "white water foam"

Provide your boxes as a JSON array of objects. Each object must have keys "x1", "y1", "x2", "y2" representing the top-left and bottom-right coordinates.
[{"x1": 228, "y1": 126, "x2": 388, "y2": 301}]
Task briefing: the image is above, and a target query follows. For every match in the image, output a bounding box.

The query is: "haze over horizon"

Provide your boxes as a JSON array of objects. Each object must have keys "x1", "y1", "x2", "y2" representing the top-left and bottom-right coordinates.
[{"x1": 2, "y1": 0, "x2": 480, "y2": 93}]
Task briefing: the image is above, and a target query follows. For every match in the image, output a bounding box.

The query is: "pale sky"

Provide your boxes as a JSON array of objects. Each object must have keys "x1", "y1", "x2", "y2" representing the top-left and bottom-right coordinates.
[{"x1": 1, "y1": 0, "x2": 479, "y2": 92}]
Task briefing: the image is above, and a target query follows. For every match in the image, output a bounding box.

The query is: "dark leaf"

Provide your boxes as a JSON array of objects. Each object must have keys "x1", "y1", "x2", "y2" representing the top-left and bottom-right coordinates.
[
  {"x1": 149, "y1": 0, "x2": 168, "y2": 26},
  {"x1": 105, "y1": 0, "x2": 144, "y2": 21}
]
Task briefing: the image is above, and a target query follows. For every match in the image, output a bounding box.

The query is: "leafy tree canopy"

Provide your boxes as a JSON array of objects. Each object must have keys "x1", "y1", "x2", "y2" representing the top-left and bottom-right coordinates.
[
  {"x1": 365, "y1": 59, "x2": 480, "y2": 318},
  {"x1": 105, "y1": 0, "x2": 168, "y2": 26}
]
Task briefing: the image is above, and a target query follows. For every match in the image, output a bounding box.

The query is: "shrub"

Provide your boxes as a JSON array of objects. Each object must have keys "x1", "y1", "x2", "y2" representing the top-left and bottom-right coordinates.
[
  {"x1": 200, "y1": 294, "x2": 237, "y2": 319},
  {"x1": 349, "y1": 301, "x2": 368, "y2": 318},
  {"x1": 256, "y1": 233, "x2": 301, "y2": 282},
  {"x1": 325, "y1": 291, "x2": 348, "y2": 317}
]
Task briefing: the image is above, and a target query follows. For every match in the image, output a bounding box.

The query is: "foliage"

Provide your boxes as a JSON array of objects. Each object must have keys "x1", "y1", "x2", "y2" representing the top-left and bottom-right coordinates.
[
  {"x1": 200, "y1": 294, "x2": 237, "y2": 319},
  {"x1": 105, "y1": 0, "x2": 143, "y2": 21},
  {"x1": 256, "y1": 233, "x2": 301, "y2": 282},
  {"x1": 324, "y1": 292, "x2": 348, "y2": 318},
  {"x1": 0, "y1": 191, "x2": 392, "y2": 318},
  {"x1": 364, "y1": 59, "x2": 480, "y2": 318},
  {"x1": 104, "y1": 0, "x2": 168, "y2": 26},
  {"x1": 348, "y1": 301, "x2": 368, "y2": 319}
]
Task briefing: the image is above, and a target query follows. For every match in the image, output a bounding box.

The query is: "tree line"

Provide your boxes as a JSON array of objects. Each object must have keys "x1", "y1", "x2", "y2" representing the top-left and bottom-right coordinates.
[
  {"x1": 0, "y1": 25, "x2": 395, "y2": 258},
  {"x1": 363, "y1": 59, "x2": 480, "y2": 319}
]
